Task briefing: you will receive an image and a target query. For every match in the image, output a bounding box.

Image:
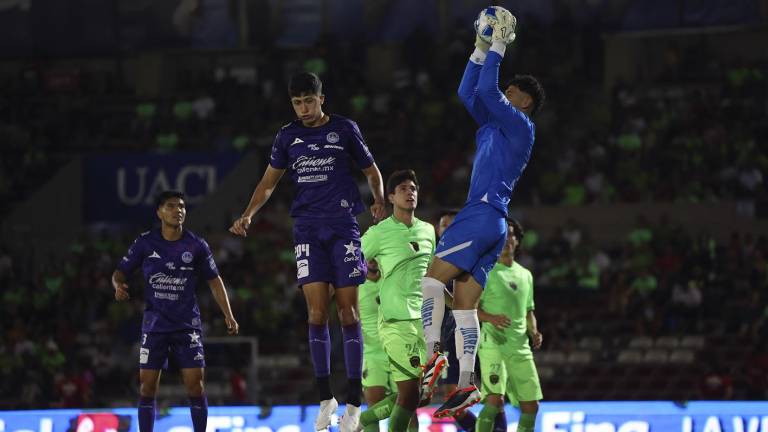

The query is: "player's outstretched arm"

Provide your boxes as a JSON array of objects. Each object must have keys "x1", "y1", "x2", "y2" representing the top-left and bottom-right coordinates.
[
  {"x1": 526, "y1": 310, "x2": 542, "y2": 349},
  {"x1": 208, "y1": 276, "x2": 239, "y2": 335},
  {"x1": 229, "y1": 165, "x2": 285, "y2": 237},
  {"x1": 361, "y1": 163, "x2": 387, "y2": 222},
  {"x1": 457, "y1": 34, "x2": 494, "y2": 126},
  {"x1": 477, "y1": 10, "x2": 530, "y2": 131},
  {"x1": 112, "y1": 270, "x2": 130, "y2": 301}
]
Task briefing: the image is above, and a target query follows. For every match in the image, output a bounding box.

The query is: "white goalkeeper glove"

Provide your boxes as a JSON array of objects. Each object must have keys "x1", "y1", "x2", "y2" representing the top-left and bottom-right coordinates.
[
  {"x1": 491, "y1": 8, "x2": 517, "y2": 45},
  {"x1": 475, "y1": 33, "x2": 491, "y2": 52}
]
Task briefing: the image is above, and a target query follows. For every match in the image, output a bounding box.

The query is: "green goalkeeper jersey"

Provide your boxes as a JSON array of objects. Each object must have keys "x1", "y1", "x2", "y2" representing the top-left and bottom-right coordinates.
[
  {"x1": 359, "y1": 278, "x2": 382, "y2": 350},
  {"x1": 361, "y1": 215, "x2": 435, "y2": 321},
  {"x1": 479, "y1": 261, "x2": 535, "y2": 358}
]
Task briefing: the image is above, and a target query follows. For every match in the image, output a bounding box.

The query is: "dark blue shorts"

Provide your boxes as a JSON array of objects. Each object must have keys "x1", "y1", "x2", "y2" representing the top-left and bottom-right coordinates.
[
  {"x1": 434, "y1": 203, "x2": 507, "y2": 288},
  {"x1": 293, "y1": 219, "x2": 367, "y2": 288},
  {"x1": 139, "y1": 330, "x2": 205, "y2": 370}
]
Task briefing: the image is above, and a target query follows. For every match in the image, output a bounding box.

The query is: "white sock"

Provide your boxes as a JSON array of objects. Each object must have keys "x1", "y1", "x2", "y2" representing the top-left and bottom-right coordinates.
[
  {"x1": 421, "y1": 277, "x2": 446, "y2": 353},
  {"x1": 453, "y1": 309, "x2": 480, "y2": 388}
]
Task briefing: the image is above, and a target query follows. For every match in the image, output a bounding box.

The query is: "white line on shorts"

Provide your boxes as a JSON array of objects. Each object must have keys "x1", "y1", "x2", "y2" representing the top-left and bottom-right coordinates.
[{"x1": 435, "y1": 241, "x2": 473, "y2": 258}]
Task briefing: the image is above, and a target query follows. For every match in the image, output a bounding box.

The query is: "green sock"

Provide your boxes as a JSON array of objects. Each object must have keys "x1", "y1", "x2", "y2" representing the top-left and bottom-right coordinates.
[
  {"x1": 361, "y1": 394, "x2": 397, "y2": 427},
  {"x1": 407, "y1": 413, "x2": 419, "y2": 432},
  {"x1": 517, "y1": 413, "x2": 536, "y2": 432},
  {"x1": 476, "y1": 405, "x2": 500, "y2": 432},
  {"x1": 388, "y1": 405, "x2": 414, "y2": 432}
]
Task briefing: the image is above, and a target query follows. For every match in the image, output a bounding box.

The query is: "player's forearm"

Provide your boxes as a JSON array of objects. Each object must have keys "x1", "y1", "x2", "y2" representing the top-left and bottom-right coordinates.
[
  {"x1": 477, "y1": 49, "x2": 504, "y2": 102},
  {"x1": 477, "y1": 307, "x2": 493, "y2": 323},
  {"x1": 526, "y1": 311, "x2": 538, "y2": 334},
  {"x1": 363, "y1": 164, "x2": 385, "y2": 203},
  {"x1": 242, "y1": 180, "x2": 276, "y2": 218},
  {"x1": 458, "y1": 60, "x2": 482, "y2": 103},
  {"x1": 209, "y1": 277, "x2": 235, "y2": 319}
]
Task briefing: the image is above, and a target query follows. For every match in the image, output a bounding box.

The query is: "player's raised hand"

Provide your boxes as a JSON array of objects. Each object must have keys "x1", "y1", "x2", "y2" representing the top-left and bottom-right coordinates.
[
  {"x1": 225, "y1": 315, "x2": 240, "y2": 335},
  {"x1": 114, "y1": 282, "x2": 130, "y2": 301},
  {"x1": 370, "y1": 201, "x2": 387, "y2": 223},
  {"x1": 529, "y1": 330, "x2": 543, "y2": 349},
  {"x1": 491, "y1": 8, "x2": 517, "y2": 45},
  {"x1": 229, "y1": 215, "x2": 252, "y2": 237},
  {"x1": 489, "y1": 313, "x2": 511, "y2": 329}
]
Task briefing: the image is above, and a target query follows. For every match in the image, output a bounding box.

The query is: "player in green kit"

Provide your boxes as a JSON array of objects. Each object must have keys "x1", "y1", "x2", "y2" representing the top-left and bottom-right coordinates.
[
  {"x1": 360, "y1": 258, "x2": 397, "y2": 406},
  {"x1": 476, "y1": 218, "x2": 542, "y2": 432},
  {"x1": 357, "y1": 169, "x2": 436, "y2": 432}
]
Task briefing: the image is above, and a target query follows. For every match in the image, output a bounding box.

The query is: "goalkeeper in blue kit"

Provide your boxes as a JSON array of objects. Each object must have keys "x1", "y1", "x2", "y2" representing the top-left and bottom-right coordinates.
[{"x1": 419, "y1": 7, "x2": 545, "y2": 418}]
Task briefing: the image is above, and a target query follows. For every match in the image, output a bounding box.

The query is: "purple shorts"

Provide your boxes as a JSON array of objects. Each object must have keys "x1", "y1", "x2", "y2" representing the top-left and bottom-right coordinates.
[
  {"x1": 293, "y1": 219, "x2": 367, "y2": 288},
  {"x1": 139, "y1": 330, "x2": 205, "y2": 370}
]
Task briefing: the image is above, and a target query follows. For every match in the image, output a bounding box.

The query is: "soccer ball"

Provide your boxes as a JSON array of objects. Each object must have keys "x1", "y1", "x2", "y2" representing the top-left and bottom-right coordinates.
[{"x1": 474, "y1": 6, "x2": 505, "y2": 44}]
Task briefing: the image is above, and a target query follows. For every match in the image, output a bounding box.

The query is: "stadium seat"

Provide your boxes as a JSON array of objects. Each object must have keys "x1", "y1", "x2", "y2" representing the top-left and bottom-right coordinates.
[
  {"x1": 680, "y1": 335, "x2": 705, "y2": 349},
  {"x1": 567, "y1": 350, "x2": 593, "y2": 364},
  {"x1": 617, "y1": 349, "x2": 644, "y2": 363},
  {"x1": 628, "y1": 336, "x2": 654, "y2": 349},
  {"x1": 643, "y1": 349, "x2": 669, "y2": 363},
  {"x1": 668, "y1": 349, "x2": 695, "y2": 363},
  {"x1": 577, "y1": 336, "x2": 603, "y2": 351},
  {"x1": 654, "y1": 336, "x2": 680, "y2": 348}
]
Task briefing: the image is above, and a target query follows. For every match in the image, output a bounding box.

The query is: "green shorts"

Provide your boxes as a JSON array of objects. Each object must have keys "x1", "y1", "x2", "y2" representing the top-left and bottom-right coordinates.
[
  {"x1": 378, "y1": 318, "x2": 426, "y2": 383},
  {"x1": 363, "y1": 348, "x2": 396, "y2": 390},
  {"x1": 478, "y1": 344, "x2": 542, "y2": 402}
]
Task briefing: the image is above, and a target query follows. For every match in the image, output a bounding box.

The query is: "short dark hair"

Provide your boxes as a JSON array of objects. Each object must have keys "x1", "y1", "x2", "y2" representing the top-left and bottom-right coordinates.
[
  {"x1": 506, "y1": 75, "x2": 545, "y2": 116},
  {"x1": 155, "y1": 190, "x2": 185, "y2": 208},
  {"x1": 289, "y1": 72, "x2": 322, "y2": 97},
  {"x1": 507, "y1": 217, "x2": 524, "y2": 242},
  {"x1": 386, "y1": 169, "x2": 419, "y2": 196}
]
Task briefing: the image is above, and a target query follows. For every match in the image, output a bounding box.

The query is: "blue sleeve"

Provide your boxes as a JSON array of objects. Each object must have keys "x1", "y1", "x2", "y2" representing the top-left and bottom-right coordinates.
[
  {"x1": 269, "y1": 130, "x2": 289, "y2": 169},
  {"x1": 477, "y1": 51, "x2": 533, "y2": 138},
  {"x1": 117, "y1": 236, "x2": 144, "y2": 275},
  {"x1": 457, "y1": 60, "x2": 490, "y2": 125},
  {"x1": 197, "y1": 238, "x2": 220, "y2": 281},
  {"x1": 346, "y1": 120, "x2": 375, "y2": 169}
]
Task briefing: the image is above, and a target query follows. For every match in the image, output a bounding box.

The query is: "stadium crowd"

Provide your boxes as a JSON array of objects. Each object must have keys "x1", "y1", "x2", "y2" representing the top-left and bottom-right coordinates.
[{"x1": 1, "y1": 0, "x2": 766, "y2": 410}]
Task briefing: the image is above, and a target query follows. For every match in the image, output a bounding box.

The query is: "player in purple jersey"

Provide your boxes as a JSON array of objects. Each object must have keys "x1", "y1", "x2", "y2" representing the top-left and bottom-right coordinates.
[
  {"x1": 229, "y1": 72, "x2": 386, "y2": 431},
  {"x1": 113, "y1": 191, "x2": 239, "y2": 432}
]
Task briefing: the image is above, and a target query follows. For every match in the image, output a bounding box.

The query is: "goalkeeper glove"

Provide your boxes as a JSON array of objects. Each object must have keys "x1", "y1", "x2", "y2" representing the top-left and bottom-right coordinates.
[
  {"x1": 491, "y1": 8, "x2": 517, "y2": 45},
  {"x1": 475, "y1": 33, "x2": 491, "y2": 52}
]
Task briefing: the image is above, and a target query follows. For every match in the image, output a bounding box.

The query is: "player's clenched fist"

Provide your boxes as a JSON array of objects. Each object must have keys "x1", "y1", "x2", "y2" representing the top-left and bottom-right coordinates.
[
  {"x1": 114, "y1": 282, "x2": 130, "y2": 301},
  {"x1": 229, "y1": 215, "x2": 252, "y2": 237}
]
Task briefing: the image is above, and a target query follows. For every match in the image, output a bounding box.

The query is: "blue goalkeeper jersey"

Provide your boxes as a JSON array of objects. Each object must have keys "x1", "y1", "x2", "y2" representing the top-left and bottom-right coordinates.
[{"x1": 457, "y1": 50, "x2": 536, "y2": 216}]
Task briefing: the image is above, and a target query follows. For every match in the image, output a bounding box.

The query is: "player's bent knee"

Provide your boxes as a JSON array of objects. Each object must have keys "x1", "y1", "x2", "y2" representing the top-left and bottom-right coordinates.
[
  {"x1": 519, "y1": 400, "x2": 539, "y2": 413},
  {"x1": 307, "y1": 307, "x2": 329, "y2": 325},
  {"x1": 484, "y1": 394, "x2": 504, "y2": 407},
  {"x1": 337, "y1": 306, "x2": 358, "y2": 326}
]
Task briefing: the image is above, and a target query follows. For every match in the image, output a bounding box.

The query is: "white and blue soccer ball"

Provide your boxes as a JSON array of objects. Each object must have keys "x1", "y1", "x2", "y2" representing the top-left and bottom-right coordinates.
[{"x1": 474, "y1": 6, "x2": 505, "y2": 43}]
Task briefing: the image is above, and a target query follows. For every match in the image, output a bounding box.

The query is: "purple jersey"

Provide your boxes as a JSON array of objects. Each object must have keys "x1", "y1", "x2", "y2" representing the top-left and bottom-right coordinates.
[
  {"x1": 269, "y1": 114, "x2": 375, "y2": 220},
  {"x1": 117, "y1": 228, "x2": 219, "y2": 333}
]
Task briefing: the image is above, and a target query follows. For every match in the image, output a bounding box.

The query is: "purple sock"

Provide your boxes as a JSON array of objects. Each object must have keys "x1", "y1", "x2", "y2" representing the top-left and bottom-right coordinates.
[
  {"x1": 456, "y1": 411, "x2": 477, "y2": 432},
  {"x1": 341, "y1": 323, "x2": 363, "y2": 379},
  {"x1": 189, "y1": 396, "x2": 208, "y2": 432},
  {"x1": 493, "y1": 409, "x2": 507, "y2": 432},
  {"x1": 138, "y1": 397, "x2": 155, "y2": 432},
  {"x1": 309, "y1": 324, "x2": 331, "y2": 376}
]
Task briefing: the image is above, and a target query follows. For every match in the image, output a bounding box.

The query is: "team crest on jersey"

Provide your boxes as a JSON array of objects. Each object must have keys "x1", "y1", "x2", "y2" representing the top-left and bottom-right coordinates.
[
  {"x1": 490, "y1": 374, "x2": 500, "y2": 384},
  {"x1": 509, "y1": 282, "x2": 518, "y2": 291},
  {"x1": 410, "y1": 356, "x2": 420, "y2": 368},
  {"x1": 182, "y1": 251, "x2": 193, "y2": 263},
  {"x1": 410, "y1": 241, "x2": 420, "y2": 252},
  {"x1": 326, "y1": 132, "x2": 339, "y2": 143}
]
